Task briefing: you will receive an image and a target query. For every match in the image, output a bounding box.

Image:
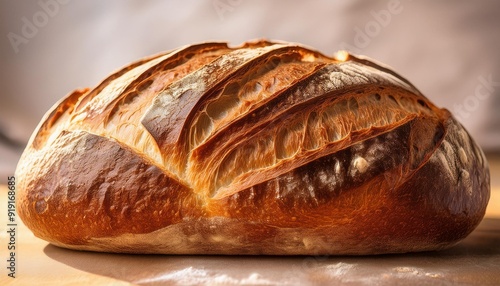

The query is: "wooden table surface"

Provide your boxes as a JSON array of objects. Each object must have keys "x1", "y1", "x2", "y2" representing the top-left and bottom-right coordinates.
[{"x1": 2, "y1": 154, "x2": 500, "y2": 285}]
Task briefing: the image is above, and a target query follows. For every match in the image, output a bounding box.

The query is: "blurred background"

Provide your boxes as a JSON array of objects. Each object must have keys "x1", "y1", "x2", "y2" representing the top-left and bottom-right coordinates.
[{"x1": 1, "y1": 0, "x2": 499, "y2": 183}]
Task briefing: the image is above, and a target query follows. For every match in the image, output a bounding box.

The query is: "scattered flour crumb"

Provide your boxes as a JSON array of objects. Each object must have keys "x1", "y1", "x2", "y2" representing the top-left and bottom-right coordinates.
[{"x1": 135, "y1": 267, "x2": 278, "y2": 285}]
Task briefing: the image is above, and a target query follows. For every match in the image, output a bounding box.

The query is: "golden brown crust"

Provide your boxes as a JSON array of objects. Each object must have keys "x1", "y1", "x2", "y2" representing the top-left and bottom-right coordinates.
[
  {"x1": 18, "y1": 130, "x2": 200, "y2": 245},
  {"x1": 15, "y1": 40, "x2": 490, "y2": 254}
]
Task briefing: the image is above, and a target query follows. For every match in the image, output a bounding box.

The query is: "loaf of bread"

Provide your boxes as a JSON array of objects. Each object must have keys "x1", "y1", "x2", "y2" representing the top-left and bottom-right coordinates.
[{"x1": 16, "y1": 40, "x2": 490, "y2": 255}]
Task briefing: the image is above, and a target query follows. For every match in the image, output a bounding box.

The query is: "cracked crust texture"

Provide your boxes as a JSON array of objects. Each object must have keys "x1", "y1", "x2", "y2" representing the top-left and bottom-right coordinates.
[{"x1": 16, "y1": 40, "x2": 490, "y2": 255}]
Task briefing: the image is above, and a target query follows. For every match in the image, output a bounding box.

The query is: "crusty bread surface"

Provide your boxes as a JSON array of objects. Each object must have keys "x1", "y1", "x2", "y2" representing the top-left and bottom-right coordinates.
[{"x1": 16, "y1": 40, "x2": 490, "y2": 255}]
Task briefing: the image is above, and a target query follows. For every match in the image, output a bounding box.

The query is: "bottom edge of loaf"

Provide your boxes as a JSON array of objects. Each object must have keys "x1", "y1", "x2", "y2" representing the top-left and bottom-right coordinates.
[{"x1": 41, "y1": 216, "x2": 472, "y2": 256}]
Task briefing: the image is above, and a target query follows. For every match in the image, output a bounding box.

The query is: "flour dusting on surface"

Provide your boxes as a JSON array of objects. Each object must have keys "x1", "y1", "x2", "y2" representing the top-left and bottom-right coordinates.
[{"x1": 134, "y1": 267, "x2": 281, "y2": 285}]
